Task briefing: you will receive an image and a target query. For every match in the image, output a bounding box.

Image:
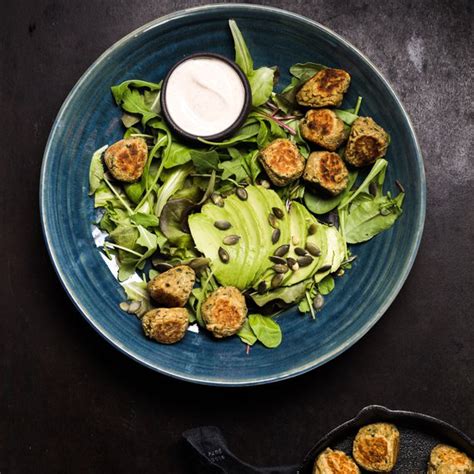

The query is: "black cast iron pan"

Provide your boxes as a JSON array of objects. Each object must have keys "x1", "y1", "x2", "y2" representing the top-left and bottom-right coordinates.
[{"x1": 183, "y1": 405, "x2": 473, "y2": 473}]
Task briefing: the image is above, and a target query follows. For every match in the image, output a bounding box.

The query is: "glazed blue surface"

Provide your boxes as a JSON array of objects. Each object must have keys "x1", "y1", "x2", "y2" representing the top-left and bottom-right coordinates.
[{"x1": 40, "y1": 5, "x2": 425, "y2": 386}]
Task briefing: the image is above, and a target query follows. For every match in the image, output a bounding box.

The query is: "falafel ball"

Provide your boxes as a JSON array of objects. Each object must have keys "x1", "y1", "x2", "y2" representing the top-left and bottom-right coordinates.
[
  {"x1": 313, "y1": 448, "x2": 360, "y2": 474},
  {"x1": 202, "y1": 286, "x2": 247, "y2": 338},
  {"x1": 296, "y1": 68, "x2": 351, "y2": 108},
  {"x1": 142, "y1": 307, "x2": 189, "y2": 344},
  {"x1": 352, "y1": 423, "x2": 400, "y2": 472},
  {"x1": 147, "y1": 265, "x2": 195, "y2": 307},
  {"x1": 300, "y1": 109, "x2": 348, "y2": 151},
  {"x1": 304, "y1": 151, "x2": 349, "y2": 196},
  {"x1": 344, "y1": 117, "x2": 389, "y2": 167},
  {"x1": 104, "y1": 137, "x2": 148, "y2": 182},
  {"x1": 427, "y1": 444, "x2": 474, "y2": 474},
  {"x1": 259, "y1": 138, "x2": 305, "y2": 187}
]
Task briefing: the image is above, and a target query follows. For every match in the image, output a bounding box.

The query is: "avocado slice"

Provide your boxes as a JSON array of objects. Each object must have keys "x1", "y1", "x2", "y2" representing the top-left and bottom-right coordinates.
[{"x1": 314, "y1": 225, "x2": 346, "y2": 282}]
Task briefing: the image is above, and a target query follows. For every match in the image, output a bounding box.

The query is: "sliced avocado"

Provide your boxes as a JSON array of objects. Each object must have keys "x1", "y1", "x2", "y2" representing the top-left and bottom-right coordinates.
[
  {"x1": 188, "y1": 185, "x2": 290, "y2": 290},
  {"x1": 314, "y1": 225, "x2": 346, "y2": 282}
]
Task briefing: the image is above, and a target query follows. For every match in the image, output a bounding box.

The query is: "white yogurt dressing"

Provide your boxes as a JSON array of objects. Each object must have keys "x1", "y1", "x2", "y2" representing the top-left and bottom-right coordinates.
[{"x1": 165, "y1": 57, "x2": 246, "y2": 137}]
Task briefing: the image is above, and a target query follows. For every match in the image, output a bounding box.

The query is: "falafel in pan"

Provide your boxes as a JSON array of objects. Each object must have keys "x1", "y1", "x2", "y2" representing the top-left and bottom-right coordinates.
[
  {"x1": 259, "y1": 138, "x2": 305, "y2": 187},
  {"x1": 427, "y1": 444, "x2": 474, "y2": 474},
  {"x1": 352, "y1": 423, "x2": 400, "y2": 472},
  {"x1": 147, "y1": 265, "x2": 195, "y2": 307},
  {"x1": 202, "y1": 286, "x2": 247, "y2": 338},
  {"x1": 104, "y1": 137, "x2": 148, "y2": 182},
  {"x1": 300, "y1": 109, "x2": 348, "y2": 151},
  {"x1": 296, "y1": 68, "x2": 351, "y2": 108},
  {"x1": 344, "y1": 117, "x2": 389, "y2": 167},
  {"x1": 303, "y1": 151, "x2": 349, "y2": 196},
  {"x1": 142, "y1": 307, "x2": 189, "y2": 344},
  {"x1": 313, "y1": 448, "x2": 360, "y2": 474}
]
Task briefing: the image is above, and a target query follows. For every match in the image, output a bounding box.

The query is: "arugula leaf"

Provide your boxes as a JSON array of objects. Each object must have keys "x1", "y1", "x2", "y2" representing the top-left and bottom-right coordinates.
[
  {"x1": 163, "y1": 141, "x2": 192, "y2": 168},
  {"x1": 304, "y1": 170, "x2": 358, "y2": 215},
  {"x1": 124, "y1": 182, "x2": 144, "y2": 204},
  {"x1": 131, "y1": 212, "x2": 159, "y2": 227},
  {"x1": 289, "y1": 62, "x2": 326, "y2": 81},
  {"x1": 110, "y1": 224, "x2": 139, "y2": 249},
  {"x1": 334, "y1": 109, "x2": 359, "y2": 126},
  {"x1": 198, "y1": 120, "x2": 260, "y2": 146},
  {"x1": 228, "y1": 20, "x2": 274, "y2": 107},
  {"x1": 120, "y1": 89, "x2": 157, "y2": 126},
  {"x1": 343, "y1": 192, "x2": 404, "y2": 244},
  {"x1": 248, "y1": 314, "x2": 282, "y2": 348},
  {"x1": 111, "y1": 79, "x2": 162, "y2": 105},
  {"x1": 237, "y1": 319, "x2": 257, "y2": 346},
  {"x1": 190, "y1": 150, "x2": 220, "y2": 173},
  {"x1": 251, "y1": 280, "x2": 309, "y2": 307},
  {"x1": 88, "y1": 145, "x2": 108, "y2": 195}
]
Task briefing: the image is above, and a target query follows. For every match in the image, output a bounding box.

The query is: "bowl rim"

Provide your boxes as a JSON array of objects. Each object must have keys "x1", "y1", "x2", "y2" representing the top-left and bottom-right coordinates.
[
  {"x1": 160, "y1": 52, "x2": 252, "y2": 142},
  {"x1": 39, "y1": 3, "x2": 426, "y2": 387}
]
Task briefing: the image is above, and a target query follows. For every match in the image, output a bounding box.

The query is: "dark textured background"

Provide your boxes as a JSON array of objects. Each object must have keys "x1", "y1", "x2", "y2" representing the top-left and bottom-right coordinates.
[{"x1": 1, "y1": 0, "x2": 473, "y2": 472}]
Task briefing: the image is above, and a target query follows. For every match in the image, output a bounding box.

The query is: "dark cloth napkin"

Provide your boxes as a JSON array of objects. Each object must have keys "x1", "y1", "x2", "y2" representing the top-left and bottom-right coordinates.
[{"x1": 183, "y1": 426, "x2": 298, "y2": 474}]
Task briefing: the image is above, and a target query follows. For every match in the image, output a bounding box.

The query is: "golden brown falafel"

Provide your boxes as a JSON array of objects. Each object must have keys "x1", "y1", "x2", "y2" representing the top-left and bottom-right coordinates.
[
  {"x1": 104, "y1": 137, "x2": 148, "y2": 182},
  {"x1": 202, "y1": 286, "x2": 247, "y2": 338},
  {"x1": 427, "y1": 444, "x2": 474, "y2": 473},
  {"x1": 344, "y1": 117, "x2": 389, "y2": 167},
  {"x1": 313, "y1": 448, "x2": 360, "y2": 474},
  {"x1": 147, "y1": 265, "x2": 195, "y2": 307},
  {"x1": 142, "y1": 307, "x2": 189, "y2": 344},
  {"x1": 259, "y1": 138, "x2": 305, "y2": 187},
  {"x1": 300, "y1": 109, "x2": 348, "y2": 151},
  {"x1": 296, "y1": 68, "x2": 351, "y2": 108},
  {"x1": 352, "y1": 423, "x2": 400, "y2": 472},
  {"x1": 303, "y1": 151, "x2": 349, "y2": 196}
]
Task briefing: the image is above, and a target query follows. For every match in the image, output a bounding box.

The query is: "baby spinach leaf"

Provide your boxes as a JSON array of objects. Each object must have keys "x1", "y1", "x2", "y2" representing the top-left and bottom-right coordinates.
[
  {"x1": 110, "y1": 224, "x2": 139, "y2": 249},
  {"x1": 248, "y1": 314, "x2": 282, "y2": 348},
  {"x1": 163, "y1": 141, "x2": 192, "y2": 168},
  {"x1": 318, "y1": 275, "x2": 335, "y2": 295},
  {"x1": 111, "y1": 79, "x2": 162, "y2": 105},
  {"x1": 159, "y1": 198, "x2": 195, "y2": 243},
  {"x1": 219, "y1": 157, "x2": 249, "y2": 183},
  {"x1": 190, "y1": 150, "x2": 220, "y2": 173},
  {"x1": 343, "y1": 192, "x2": 404, "y2": 244},
  {"x1": 248, "y1": 67, "x2": 275, "y2": 106},
  {"x1": 124, "y1": 181, "x2": 144, "y2": 204},
  {"x1": 237, "y1": 319, "x2": 257, "y2": 346},
  {"x1": 289, "y1": 62, "x2": 326, "y2": 81},
  {"x1": 89, "y1": 145, "x2": 108, "y2": 195},
  {"x1": 334, "y1": 109, "x2": 358, "y2": 126},
  {"x1": 304, "y1": 170, "x2": 358, "y2": 215}
]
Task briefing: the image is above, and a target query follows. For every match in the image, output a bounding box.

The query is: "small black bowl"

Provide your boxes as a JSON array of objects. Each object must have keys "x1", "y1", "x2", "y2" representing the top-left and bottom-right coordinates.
[{"x1": 160, "y1": 52, "x2": 252, "y2": 144}]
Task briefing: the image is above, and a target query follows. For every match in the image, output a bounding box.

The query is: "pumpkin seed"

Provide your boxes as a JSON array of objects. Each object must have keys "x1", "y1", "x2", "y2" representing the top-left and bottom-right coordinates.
[
  {"x1": 223, "y1": 235, "x2": 241, "y2": 245},
  {"x1": 153, "y1": 261, "x2": 173, "y2": 272},
  {"x1": 286, "y1": 257, "x2": 296, "y2": 267},
  {"x1": 218, "y1": 247, "x2": 230, "y2": 263},
  {"x1": 294, "y1": 247, "x2": 307, "y2": 256},
  {"x1": 128, "y1": 300, "x2": 142, "y2": 314},
  {"x1": 269, "y1": 255, "x2": 287, "y2": 265},
  {"x1": 380, "y1": 208, "x2": 391, "y2": 216},
  {"x1": 274, "y1": 244, "x2": 290, "y2": 257},
  {"x1": 396, "y1": 179, "x2": 405, "y2": 193},
  {"x1": 214, "y1": 220, "x2": 232, "y2": 230},
  {"x1": 290, "y1": 262, "x2": 299, "y2": 272},
  {"x1": 292, "y1": 235, "x2": 300, "y2": 246},
  {"x1": 271, "y1": 228, "x2": 281, "y2": 244},
  {"x1": 236, "y1": 187, "x2": 248, "y2": 200},
  {"x1": 272, "y1": 207, "x2": 284, "y2": 219},
  {"x1": 313, "y1": 294, "x2": 325, "y2": 310},
  {"x1": 119, "y1": 301, "x2": 130, "y2": 312},
  {"x1": 336, "y1": 269, "x2": 345, "y2": 277},
  {"x1": 211, "y1": 192, "x2": 224, "y2": 207},
  {"x1": 257, "y1": 281, "x2": 267, "y2": 294},
  {"x1": 308, "y1": 223, "x2": 318, "y2": 235},
  {"x1": 260, "y1": 179, "x2": 271, "y2": 189},
  {"x1": 306, "y1": 242, "x2": 321, "y2": 257},
  {"x1": 273, "y1": 264, "x2": 289, "y2": 274},
  {"x1": 271, "y1": 273, "x2": 284, "y2": 288},
  {"x1": 188, "y1": 257, "x2": 210, "y2": 271},
  {"x1": 268, "y1": 213, "x2": 279, "y2": 229},
  {"x1": 297, "y1": 255, "x2": 313, "y2": 267},
  {"x1": 318, "y1": 264, "x2": 332, "y2": 273}
]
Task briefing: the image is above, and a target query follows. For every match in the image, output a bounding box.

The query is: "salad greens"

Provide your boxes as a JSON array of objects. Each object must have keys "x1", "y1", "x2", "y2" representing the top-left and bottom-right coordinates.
[{"x1": 88, "y1": 20, "x2": 405, "y2": 350}]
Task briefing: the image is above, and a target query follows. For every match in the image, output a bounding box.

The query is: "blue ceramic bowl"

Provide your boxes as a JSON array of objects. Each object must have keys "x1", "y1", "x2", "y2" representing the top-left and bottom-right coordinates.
[{"x1": 40, "y1": 5, "x2": 425, "y2": 386}]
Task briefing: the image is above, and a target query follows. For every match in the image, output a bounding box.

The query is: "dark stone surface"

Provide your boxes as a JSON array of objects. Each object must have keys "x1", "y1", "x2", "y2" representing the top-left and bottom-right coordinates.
[{"x1": 1, "y1": 0, "x2": 472, "y2": 472}]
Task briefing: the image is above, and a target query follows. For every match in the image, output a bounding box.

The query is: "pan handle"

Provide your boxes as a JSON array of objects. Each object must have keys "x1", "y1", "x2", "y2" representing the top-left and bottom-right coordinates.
[{"x1": 183, "y1": 426, "x2": 298, "y2": 474}]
